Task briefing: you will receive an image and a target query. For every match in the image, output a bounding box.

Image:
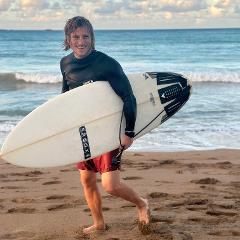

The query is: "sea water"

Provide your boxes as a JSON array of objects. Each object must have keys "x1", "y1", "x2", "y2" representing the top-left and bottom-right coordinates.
[{"x1": 0, "y1": 28, "x2": 239, "y2": 151}]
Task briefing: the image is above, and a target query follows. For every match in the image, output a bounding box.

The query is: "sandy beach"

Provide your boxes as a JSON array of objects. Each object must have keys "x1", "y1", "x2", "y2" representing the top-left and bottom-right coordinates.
[{"x1": 0, "y1": 149, "x2": 239, "y2": 240}]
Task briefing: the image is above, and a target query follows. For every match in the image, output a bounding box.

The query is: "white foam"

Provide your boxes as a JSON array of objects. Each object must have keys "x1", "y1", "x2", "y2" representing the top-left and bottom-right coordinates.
[
  {"x1": 183, "y1": 71, "x2": 240, "y2": 83},
  {"x1": 3, "y1": 70, "x2": 240, "y2": 84},
  {"x1": 15, "y1": 72, "x2": 62, "y2": 84}
]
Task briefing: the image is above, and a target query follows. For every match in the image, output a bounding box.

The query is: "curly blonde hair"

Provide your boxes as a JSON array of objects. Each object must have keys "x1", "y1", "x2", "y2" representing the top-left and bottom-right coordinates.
[{"x1": 63, "y1": 16, "x2": 95, "y2": 51}]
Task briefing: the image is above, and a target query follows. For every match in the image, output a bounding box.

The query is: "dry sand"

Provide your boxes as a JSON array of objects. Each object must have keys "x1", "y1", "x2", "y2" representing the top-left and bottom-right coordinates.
[{"x1": 0, "y1": 149, "x2": 239, "y2": 240}]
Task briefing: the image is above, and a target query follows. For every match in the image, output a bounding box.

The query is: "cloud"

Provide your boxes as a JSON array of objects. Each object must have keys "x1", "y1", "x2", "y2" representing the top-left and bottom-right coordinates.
[
  {"x1": 0, "y1": 0, "x2": 239, "y2": 29},
  {"x1": 95, "y1": 1, "x2": 122, "y2": 14},
  {"x1": 93, "y1": 0, "x2": 142, "y2": 16},
  {"x1": 93, "y1": 0, "x2": 207, "y2": 16},
  {"x1": 61, "y1": 0, "x2": 83, "y2": 8},
  {"x1": 164, "y1": 12, "x2": 173, "y2": 20},
  {"x1": 158, "y1": 0, "x2": 208, "y2": 13},
  {"x1": 215, "y1": 0, "x2": 230, "y2": 8},
  {"x1": 208, "y1": 0, "x2": 239, "y2": 18},
  {"x1": 0, "y1": 0, "x2": 12, "y2": 11},
  {"x1": 19, "y1": 0, "x2": 50, "y2": 10},
  {"x1": 209, "y1": 6, "x2": 222, "y2": 17}
]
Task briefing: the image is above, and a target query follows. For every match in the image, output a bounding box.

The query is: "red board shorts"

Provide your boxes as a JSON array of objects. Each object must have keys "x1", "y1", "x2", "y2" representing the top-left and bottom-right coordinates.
[{"x1": 76, "y1": 149, "x2": 120, "y2": 174}]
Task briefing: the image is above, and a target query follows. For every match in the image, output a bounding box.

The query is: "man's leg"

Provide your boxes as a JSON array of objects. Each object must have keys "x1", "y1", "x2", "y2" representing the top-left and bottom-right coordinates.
[
  {"x1": 79, "y1": 170, "x2": 105, "y2": 233},
  {"x1": 101, "y1": 170, "x2": 150, "y2": 224}
]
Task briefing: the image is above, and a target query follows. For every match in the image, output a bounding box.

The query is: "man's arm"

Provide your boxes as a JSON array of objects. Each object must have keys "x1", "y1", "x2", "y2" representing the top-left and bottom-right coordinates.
[
  {"x1": 60, "y1": 59, "x2": 69, "y2": 93},
  {"x1": 106, "y1": 60, "x2": 137, "y2": 148}
]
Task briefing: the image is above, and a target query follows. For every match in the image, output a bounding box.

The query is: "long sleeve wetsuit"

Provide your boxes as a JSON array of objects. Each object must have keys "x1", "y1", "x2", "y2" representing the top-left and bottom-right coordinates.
[{"x1": 60, "y1": 50, "x2": 136, "y2": 136}]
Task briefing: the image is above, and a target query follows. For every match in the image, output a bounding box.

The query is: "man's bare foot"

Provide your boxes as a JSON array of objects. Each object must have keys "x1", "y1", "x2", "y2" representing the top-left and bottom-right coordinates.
[
  {"x1": 137, "y1": 198, "x2": 151, "y2": 235},
  {"x1": 138, "y1": 198, "x2": 150, "y2": 224},
  {"x1": 82, "y1": 224, "x2": 107, "y2": 235}
]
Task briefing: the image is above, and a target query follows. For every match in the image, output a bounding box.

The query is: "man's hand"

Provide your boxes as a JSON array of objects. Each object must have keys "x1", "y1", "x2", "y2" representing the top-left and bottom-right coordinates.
[{"x1": 120, "y1": 135, "x2": 134, "y2": 150}]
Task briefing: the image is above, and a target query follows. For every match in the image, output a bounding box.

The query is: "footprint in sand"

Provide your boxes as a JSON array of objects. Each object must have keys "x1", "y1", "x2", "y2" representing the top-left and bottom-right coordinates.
[
  {"x1": 206, "y1": 203, "x2": 238, "y2": 217},
  {"x1": 12, "y1": 197, "x2": 36, "y2": 204},
  {"x1": 208, "y1": 230, "x2": 240, "y2": 237},
  {"x1": 151, "y1": 214, "x2": 175, "y2": 224},
  {"x1": 216, "y1": 161, "x2": 232, "y2": 169},
  {"x1": 185, "y1": 199, "x2": 209, "y2": 205},
  {"x1": 166, "y1": 201, "x2": 186, "y2": 208},
  {"x1": 149, "y1": 192, "x2": 169, "y2": 198},
  {"x1": 42, "y1": 180, "x2": 62, "y2": 185},
  {"x1": 175, "y1": 198, "x2": 209, "y2": 211},
  {"x1": 47, "y1": 203, "x2": 76, "y2": 211},
  {"x1": 46, "y1": 195, "x2": 85, "y2": 205},
  {"x1": 0, "y1": 231, "x2": 35, "y2": 239},
  {"x1": 2, "y1": 178, "x2": 41, "y2": 182},
  {"x1": 176, "y1": 231, "x2": 193, "y2": 240},
  {"x1": 1, "y1": 186, "x2": 24, "y2": 190},
  {"x1": 224, "y1": 194, "x2": 240, "y2": 199},
  {"x1": 207, "y1": 157, "x2": 218, "y2": 160},
  {"x1": 186, "y1": 205, "x2": 208, "y2": 211},
  {"x1": 137, "y1": 165, "x2": 152, "y2": 170},
  {"x1": 209, "y1": 202, "x2": 235, "y2": 210},
  {"x1": 7, "y1": 207, "x2": 36, "y2": 214},
  {"x1": 120, "y1": 204, "x2": 135, "y2": 209},
  {"x1": 187, "y1": 216, "x2": 221, "y2": 224},
  {"x1": 133, "y1": 153, "x2": 143, "y2": 156},
  {"x1": 206, "y1": 209, "x2": 237, "y2": 217},
  {"x1": 230, "y1": 181, "x2": 240, "y2": 188},
  {"x1": 122, "y1": 176, "x2": 142, "y2": 180},
  {"x1": 46, "y1": 194, "x2": 72, "y2": 200},
  {"x1": 159, "y1": 159, "x2": 176, "y2": 165},
  {"x1": 47, "y1": 197, "x2": 86, "y2": 211},
  {"x1": 83, "y1": 207, "x2": 110, "y2": 212},
  {"x1": 140, "y1": 222, "x2": 173, "y2": 237},
  {"x1": 60, "y1": 167, "x2": 77, "y2": 172},
  {"x1": 191, "y1": 178, "x2": 220, "y2": 185},
  {"x1": 83, "y1": 208, "x2": 91, "y2": 212},
  {"x1": 102, "y1": 207, "x2": 110, "y2": 211},
  {"x1": 10, "y1": 170, "x2": 44, "y2": 177}
]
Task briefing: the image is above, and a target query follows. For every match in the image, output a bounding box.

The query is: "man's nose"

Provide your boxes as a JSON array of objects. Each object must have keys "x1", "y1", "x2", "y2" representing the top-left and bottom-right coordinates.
[{"x1": 78, "y1": 38, "x2": 85, "y2": 44}]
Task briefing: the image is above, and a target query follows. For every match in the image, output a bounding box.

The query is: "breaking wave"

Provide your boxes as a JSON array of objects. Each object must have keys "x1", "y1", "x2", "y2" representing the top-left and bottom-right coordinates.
[{"x1": 0, "y1": 71, "x2": 240, "y2": 85}]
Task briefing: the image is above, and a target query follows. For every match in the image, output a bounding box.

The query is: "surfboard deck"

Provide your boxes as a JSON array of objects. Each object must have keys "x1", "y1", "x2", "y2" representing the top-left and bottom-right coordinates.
[{"x1": 0, "y1": 72, "x2": 192, "y2": 168}]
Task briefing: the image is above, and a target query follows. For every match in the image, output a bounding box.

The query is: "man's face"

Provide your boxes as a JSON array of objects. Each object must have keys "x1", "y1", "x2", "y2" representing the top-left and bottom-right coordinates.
[{"x1": 69, "y1": 27, "x2": 92, "y2": 59}]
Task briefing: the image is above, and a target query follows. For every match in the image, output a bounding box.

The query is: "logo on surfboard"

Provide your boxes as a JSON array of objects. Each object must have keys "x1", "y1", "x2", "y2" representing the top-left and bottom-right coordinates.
[
  {"x1": 79, "y1": 126, "x2": 91, "y2": 159},
  {"x1": 149, "y1": 93, "x2": 156, "y2": 106}
]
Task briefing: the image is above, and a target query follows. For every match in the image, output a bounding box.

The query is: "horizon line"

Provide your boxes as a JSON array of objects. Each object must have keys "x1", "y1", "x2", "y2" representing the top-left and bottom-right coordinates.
[{"x1": 0, "y1": 27, "x2": 239, "y2": 31}]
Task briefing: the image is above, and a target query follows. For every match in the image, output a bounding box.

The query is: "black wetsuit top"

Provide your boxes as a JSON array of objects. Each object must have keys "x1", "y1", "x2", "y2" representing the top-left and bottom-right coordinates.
[{"x1": 60, "y1": 50, "x2": 136, "y2": 135}]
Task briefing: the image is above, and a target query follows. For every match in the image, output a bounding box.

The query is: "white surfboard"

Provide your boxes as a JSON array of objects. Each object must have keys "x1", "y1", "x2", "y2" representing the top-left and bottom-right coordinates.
[{"x1": 0, "y1": 72, "x2": 191, "y2": 168}]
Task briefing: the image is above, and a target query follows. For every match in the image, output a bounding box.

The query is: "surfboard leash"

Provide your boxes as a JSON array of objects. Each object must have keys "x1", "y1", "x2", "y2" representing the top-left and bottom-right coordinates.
[
  {"x1": 134, "y1": 109, "x2": 165, "y2": 138},
  {"x1": 118, "y1": 108, "x2": 124, "y2": 148},
  {"x1": 116, "y1": 107, "x2": 164, "y2": 163},
  {"x1": 118, "y1": 107, "x2": 164, "y2": 141}
]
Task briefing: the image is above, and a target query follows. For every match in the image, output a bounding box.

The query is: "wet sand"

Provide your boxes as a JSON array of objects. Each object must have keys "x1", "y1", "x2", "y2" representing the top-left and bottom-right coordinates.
[{"x1": 0, "y1": 149, "x2": 240, "y2": 240}]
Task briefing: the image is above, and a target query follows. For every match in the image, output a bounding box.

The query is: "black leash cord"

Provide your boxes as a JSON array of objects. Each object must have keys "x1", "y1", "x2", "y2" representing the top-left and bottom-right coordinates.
[
  {"x1": 134, "y1": 109, "x2": 165, "y2": 137},
  {"x1": 118, "y1": 107, "x2": 165, "y2": 142},
  {"x1": 118, "y1": 108, "x2": 124, "y2": 148}
]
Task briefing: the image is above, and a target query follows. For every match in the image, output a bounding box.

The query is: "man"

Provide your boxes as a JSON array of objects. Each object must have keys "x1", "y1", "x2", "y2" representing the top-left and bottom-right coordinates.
[{"x1": 60, "y1": 16, "x2": 150, "y2": 234}]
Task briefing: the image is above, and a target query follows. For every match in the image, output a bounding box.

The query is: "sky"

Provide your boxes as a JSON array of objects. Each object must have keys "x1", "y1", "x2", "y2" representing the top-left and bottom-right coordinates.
[{"x1": 0, "y1": 0, "x2": 239, "y2": 30}]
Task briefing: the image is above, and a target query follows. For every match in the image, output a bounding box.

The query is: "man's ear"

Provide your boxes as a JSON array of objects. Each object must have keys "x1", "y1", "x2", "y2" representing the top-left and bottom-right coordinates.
[{"x1": 66, "y1": 35, "x2": 70, "y2": 45}]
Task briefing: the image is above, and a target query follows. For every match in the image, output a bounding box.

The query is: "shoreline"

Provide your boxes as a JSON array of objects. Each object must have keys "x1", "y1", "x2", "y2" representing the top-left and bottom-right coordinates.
[{"x1": 0, "y1": 149, "x2": 240, "y2": 239}]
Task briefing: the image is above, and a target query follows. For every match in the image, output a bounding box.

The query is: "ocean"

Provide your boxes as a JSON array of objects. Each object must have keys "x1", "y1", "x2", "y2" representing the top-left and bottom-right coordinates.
[{"x1": 0, "y1": 28, "x2": 239, "y2": 151}]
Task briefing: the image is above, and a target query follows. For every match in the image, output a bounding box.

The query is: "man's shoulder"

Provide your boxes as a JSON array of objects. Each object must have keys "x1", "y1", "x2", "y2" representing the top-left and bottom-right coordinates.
[
  {"x1": 60, "y1": 53, "x2": 73, "y2": 66},
  {"x1": 96, "y1": 51, "x2": 120, "y2": 67}
]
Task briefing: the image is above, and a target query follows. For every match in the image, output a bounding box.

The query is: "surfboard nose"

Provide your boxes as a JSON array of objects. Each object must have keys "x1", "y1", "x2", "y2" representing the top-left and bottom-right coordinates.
[
  {"x1": 163, "y1": 84, "x2": 191, "y2": 117},
  {"x1": 154, "y1": 73, "x2": 192, "y2": 124}
]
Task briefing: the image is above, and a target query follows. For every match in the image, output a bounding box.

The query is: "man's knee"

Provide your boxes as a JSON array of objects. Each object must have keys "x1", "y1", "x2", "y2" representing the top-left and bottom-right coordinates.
[
  {"x1": 102, "y1": 179, "x2": 120, "y2": 195},
  {"x1": 80, "y1": 171, "x2": 96, "y2": 188}
]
